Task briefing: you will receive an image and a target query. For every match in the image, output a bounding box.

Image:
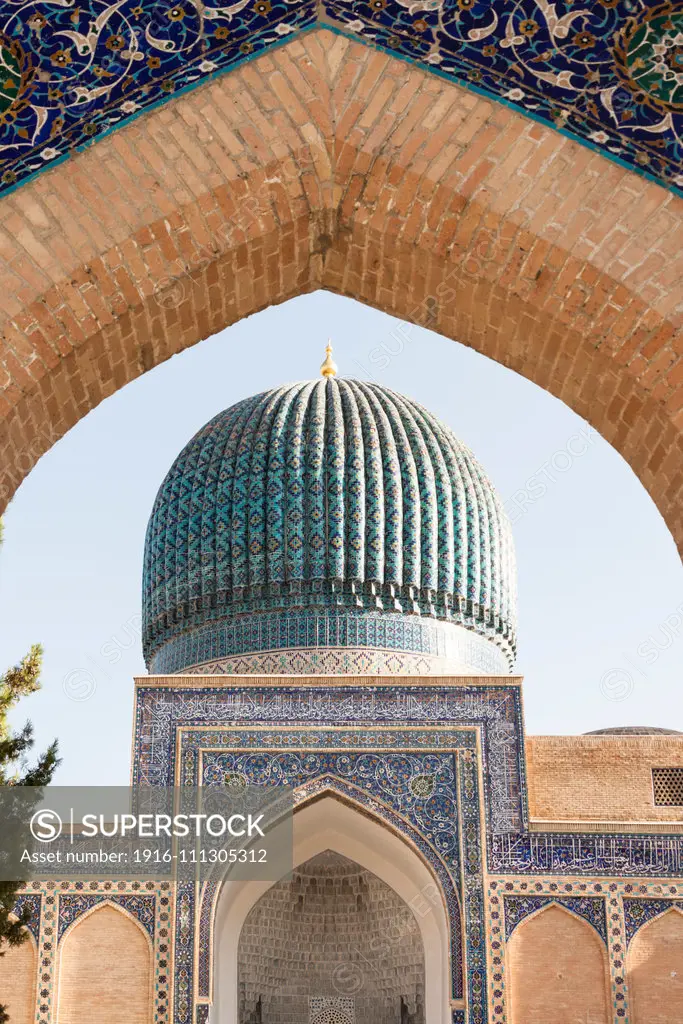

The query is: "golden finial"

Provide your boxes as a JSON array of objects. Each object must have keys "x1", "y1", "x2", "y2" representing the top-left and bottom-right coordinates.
[{"x1": 320, "y1": 340, "x2": 338, "y2": 378}]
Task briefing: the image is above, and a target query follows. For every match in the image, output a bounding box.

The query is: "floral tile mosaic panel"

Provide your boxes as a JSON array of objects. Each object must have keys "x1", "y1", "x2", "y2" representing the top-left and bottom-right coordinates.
[
  {"x1": 0, "y1": 0, "x2": 316, "y2": 192},
  {"x1": 0, "y1": 0, "x2": 681, "y2": 197},
  {"x1": 324, "y1": 0, "x2": 683, "y2": 194}
]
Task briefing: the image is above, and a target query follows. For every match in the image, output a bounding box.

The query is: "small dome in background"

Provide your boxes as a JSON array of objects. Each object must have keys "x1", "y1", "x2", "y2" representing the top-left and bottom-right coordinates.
[
  {"x1": 142, "y1": 375, "x2": 516, "y2": 676},
  {"x1": 585, "y1": 726, "x2": 683, "y2": 736}
]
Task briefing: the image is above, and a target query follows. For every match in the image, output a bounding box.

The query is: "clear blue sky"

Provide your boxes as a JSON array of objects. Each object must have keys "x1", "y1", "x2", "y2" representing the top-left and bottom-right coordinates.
[{"x1": 1, "y1": 292, "x2": 681, "y2": 785}]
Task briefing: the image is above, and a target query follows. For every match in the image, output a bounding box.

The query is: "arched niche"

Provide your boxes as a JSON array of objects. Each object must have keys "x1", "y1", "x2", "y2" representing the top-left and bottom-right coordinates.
[
  {"x1": 628, "y1": 907, "x2": 683, "y2": 1023},
  {"x1": 507, "y1": 903, "x2": 610, "y2": 1024},
  {"x1": 0, "y1": 929, "x2": 37, "y2": 1024},
  {"x1": 237, "y1": 850, "x2": 425, "y2": 1024},
  {"x1": 212, "y1": 795, "x2": 454, "y2": 1024},
  {"x1": 56, "y1": 902, "x2": 152, "y2": 1024}
]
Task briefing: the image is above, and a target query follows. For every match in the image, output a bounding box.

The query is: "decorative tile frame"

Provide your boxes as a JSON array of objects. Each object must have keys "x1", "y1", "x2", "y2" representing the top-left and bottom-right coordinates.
[
  {"x1": 0, "y1": 0, "x2": 681, "y2": 198},
  {"x1": 134, "y1": 679, "x2": 522, "y2": 1024},
  {"x1": 192, "y1": 738, "x2": 468, "y2": 1003},
  {"x1": 487, "y1": 877, "x2": 683, "y2": 1024},
  {"x1": 133, "y1": 680, "x2": 528, "y2": 835},
  {"x1": 128, "y1": 678, "x2": 683, "y2": 1024},
  {"x1": 14, "y1": 880, "x2": 171, "y2": 1024},
  {"x1": 502, "y1": 893, "x2": 607, "y2": 942},
  {"x1": 58, "y1": 892, "x2": 156, "y2": 940}
]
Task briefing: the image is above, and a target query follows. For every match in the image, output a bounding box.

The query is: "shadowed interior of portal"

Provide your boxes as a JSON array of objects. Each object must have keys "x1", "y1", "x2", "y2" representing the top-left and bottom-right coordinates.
[{"x1": 237, "y1": 851, "x2": 425, "y2": 1024}]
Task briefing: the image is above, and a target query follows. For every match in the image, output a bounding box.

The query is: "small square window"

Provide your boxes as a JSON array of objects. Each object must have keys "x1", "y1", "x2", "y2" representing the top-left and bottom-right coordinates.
[{"x1": 652, "y1": 768, "x2": 683, "y2": 806}]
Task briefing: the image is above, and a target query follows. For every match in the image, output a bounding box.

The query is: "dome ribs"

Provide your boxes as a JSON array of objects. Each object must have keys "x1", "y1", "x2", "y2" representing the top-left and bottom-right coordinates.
[
  {"x1": 141, "y1": 377, "x2": 517, "y2": 671},
  {"x1": 325, "y1": 378, "x2": 346, "y2": 583},
  {"x1": 337, "y1": 380, "x2": 365, "y2": 586}
]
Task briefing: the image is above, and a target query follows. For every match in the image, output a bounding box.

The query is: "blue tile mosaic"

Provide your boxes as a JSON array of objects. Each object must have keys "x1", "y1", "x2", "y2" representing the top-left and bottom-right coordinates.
[
  {"x1": 12, "y1": 892, "x2": 41, "y2": 944},
  {"x1": 58, "y1": 892, "x2": 156, "y2": 940},
  {"x1": 133, "y1": 685, "x2": 527, "y2": 835},
  {"x1": 151, "y1": 610, "x2": 509, "y2": 676},
  {"x1": 324, "y1": 0, "x2": 683, "y2": 195},
  {"x1": 623, "y1": 896, "x2": 683, "y2": 944},
  {"x1": 143, "y1": 379, "x2": 516, "y2": 675},
  {"x1": 489, "y1": 831, "x2": 683, "y2": 876},
  {"x1": 0, "y1": 0, "x2": 680, "y2": 198},
  {"x1": 503, "y1": 894, "x2": 607, "y2": 941}
]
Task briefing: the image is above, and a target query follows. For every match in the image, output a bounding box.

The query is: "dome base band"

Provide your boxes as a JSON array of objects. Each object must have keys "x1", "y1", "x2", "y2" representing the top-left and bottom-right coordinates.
[{"x1": 148, "y1": 610, "x2": 512, "y2": 677}]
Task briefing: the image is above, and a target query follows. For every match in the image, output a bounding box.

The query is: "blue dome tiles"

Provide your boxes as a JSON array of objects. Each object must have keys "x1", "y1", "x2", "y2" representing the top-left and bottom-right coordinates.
[{"x1": 142, "y1": 377, "x2": 517, "y2": 675}]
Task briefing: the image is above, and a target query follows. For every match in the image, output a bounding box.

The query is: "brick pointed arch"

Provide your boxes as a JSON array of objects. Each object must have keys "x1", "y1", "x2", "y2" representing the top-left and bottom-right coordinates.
[
  {"x1": 506, "y1": 903, "x2": 611, "y2": 1024},
  {"x1": 0, "y1": 31, "x2": 681, "y2": 549},
  {"x1": 56, "y1": 902, "x2": 153, "y2": 1024},
  {"x1": 627, "y1": 907, "x2": 683, "y2": 1023}
]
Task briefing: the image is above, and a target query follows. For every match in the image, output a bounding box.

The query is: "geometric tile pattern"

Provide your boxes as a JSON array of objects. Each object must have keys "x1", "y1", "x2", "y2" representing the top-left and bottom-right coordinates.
[
  {"x1": 652, "y1": 766, "x2": 683, "y2": 805},
  {"x1": 488, "y1": 878, "x2": 683, "y2": 1024},
  {"x1": 309, "y1": 996, "x2": 355, "y2": 1024},
  {"x1": 179, "y1": 644, "x2": 493, "y2": 678},
  {"x1": 14, "y1": 880, "x2": 172, "y2": 1024},
  {"x1": 0, "y1": 1, "x2": 681, "y2": 198},
  {"x1": 151, "y1": 612, "x2": 509, "y2": 678},
  {"x1": 142, "y1": 378, "x2": 517, "y2": 673}
]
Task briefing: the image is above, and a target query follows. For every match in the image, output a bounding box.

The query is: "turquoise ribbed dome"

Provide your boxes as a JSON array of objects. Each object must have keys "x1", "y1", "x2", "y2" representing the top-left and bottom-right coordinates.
[{"x1": 142, "y1": 378, "x2": 516, "y2": 675}]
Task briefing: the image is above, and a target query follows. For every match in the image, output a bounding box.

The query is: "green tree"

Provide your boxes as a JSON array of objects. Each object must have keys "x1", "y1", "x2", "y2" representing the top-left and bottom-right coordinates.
[{"x1": 0, "y1": 524, "x2": 59, "y2": 1022}]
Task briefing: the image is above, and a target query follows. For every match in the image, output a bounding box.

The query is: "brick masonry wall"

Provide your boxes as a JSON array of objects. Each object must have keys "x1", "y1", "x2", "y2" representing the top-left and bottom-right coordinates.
[
  {"x1": 526, "y1": 736, "x2": 683, "y2": 823},
  {"x1": 237, "y1": 851, "x2": 424, "y2": 1024},
  {"x1": 628, "y1": 909, "x2": 683, "y2": 1022},
  {"x1": 0, "y1": 31, "x2": 681, "y2": 551},
  {"x1": 507, "y1": 904, "x2": 610, "y2": 1024},
  {"x1": 0, "y1": 936, "x2": 37, "y2": 1024},
  {"x1": 56, "y1": 904, "x2": 152, "y2": 1024}
]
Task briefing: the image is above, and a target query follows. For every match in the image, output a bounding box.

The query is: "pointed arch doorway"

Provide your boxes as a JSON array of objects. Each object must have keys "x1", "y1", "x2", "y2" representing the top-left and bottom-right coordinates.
[{"x1": 211, "y1": 796, "x2": 454, "y2": 1024}]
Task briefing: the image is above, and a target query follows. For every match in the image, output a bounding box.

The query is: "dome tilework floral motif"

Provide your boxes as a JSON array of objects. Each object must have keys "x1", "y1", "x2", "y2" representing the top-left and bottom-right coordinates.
[{"x1": 142, "y1": 378, "x2": 516, "y2": 671}]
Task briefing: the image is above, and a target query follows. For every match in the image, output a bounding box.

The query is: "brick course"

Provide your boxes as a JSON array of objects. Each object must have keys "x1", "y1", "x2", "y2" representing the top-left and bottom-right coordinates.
[
  {"x1": 0, "y1": 935, "x2": 37, "y2": 1024},
  {"x1": 526, "y1": 735, "x2": 683, "y2": 824},
  {"x1": 0, "y1": 29, "x2": 681, "y2": 551},
  {"x1": 507, "y1": 904, "x2": 610, "y2": 1024},
  {"x1": 56, "y1": 904, "x2": 152, "y2": 1024}
]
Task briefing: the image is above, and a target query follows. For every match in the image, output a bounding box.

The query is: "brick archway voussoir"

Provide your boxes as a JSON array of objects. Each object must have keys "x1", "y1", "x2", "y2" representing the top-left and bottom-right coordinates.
[{"x1": 0, "y1": 30, "x2": 681, "y2": 555}]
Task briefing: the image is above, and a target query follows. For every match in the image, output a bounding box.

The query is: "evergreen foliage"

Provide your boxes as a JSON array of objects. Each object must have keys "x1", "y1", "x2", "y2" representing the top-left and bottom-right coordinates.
[{"x1": 0, "y1": 521, "x2": 59, "y2": 1021}]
